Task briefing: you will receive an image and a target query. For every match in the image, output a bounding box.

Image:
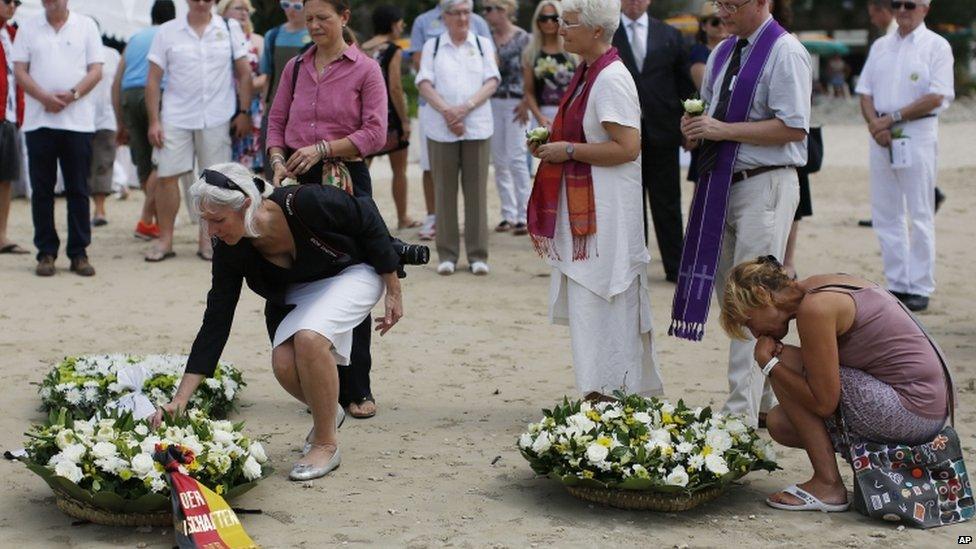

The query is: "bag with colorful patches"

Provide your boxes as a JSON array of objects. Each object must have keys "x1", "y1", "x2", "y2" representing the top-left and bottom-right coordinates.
[{"x1": 845, "y1": 301, "x2": 974, "y2": 528}]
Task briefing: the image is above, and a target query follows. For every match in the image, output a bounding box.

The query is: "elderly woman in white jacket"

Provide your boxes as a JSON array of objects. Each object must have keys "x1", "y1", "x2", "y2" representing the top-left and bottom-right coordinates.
[
  {"x1": 416, "y1": 0, "x2": 500, "y2": 276},
  {"x1": 528, "y1": 0, "x2": 663, "y2": 399}
]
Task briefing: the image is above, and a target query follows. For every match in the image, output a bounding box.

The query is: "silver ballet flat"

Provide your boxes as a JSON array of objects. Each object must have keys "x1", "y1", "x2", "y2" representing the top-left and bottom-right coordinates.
[
  {"x1": 302, "y1": 404, "x2": 346, "y2": 455},
  {"x1": 289, "y1": 446, "x2": 341, "y2": 481}
]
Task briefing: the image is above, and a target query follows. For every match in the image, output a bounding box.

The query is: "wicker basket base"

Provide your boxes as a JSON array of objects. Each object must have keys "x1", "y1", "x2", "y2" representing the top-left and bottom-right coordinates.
[
  {"x1": 55, "y1": 493, "x2": 172, "y2": 527},
  {"x1": 565, "y1": 485, "x2": 728, "y2": 512}
]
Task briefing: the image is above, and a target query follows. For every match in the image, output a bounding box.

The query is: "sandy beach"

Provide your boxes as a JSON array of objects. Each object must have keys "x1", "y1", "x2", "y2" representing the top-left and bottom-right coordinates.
[{"x1": 1, "y1": 117, "x2": 974, "y2": 547}]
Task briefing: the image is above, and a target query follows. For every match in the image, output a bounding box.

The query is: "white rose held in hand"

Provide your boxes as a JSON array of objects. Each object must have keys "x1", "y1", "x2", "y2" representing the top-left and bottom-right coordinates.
[
  {"x1": 683, "y1": 98, "x2": 706, "y2": 116},
  {"x1": 526, "y1": 126, "x2": 550, "y2": 146}
]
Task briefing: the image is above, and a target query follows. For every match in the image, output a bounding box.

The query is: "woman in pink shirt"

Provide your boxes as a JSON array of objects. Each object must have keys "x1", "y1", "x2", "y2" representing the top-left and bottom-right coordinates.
[{"x1": 265, "y1": 0, "x2": 388, "y2": 421}]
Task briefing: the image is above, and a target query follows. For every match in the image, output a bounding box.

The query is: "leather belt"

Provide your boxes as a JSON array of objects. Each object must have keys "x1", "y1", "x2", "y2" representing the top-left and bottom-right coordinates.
[
  {"x1": 731, "y1": 165, "x2": 792, "y2": 184},
  {"x1": 877, "y1": 112, "x2": 937, "y2": 120}
]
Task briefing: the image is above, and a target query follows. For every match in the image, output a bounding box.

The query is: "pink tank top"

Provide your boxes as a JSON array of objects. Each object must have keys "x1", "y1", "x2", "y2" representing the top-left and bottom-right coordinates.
[{"x1": 813, "y1": 285, "x2": 948, "y2": 419}]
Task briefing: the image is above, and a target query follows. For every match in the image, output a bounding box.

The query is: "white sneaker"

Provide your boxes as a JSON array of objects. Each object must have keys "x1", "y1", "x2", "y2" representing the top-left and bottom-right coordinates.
[
  {"x1": 470, "y1": 261, "x2": 490, "y2": 276},
  {"x1": 418, "y1": 215, "x2": 436, "y2": 241},
  {"x1": 437, "y1": 261, "x2": 456, "y2": 275}
]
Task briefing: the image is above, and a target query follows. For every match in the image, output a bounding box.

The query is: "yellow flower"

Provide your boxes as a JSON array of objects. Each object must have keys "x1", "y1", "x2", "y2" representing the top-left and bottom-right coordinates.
[
  {"x1": 216, "y1": 484, "x2": 225, "y2": 495},
  {"x1": 702, "y1": 445, "x2": 713, "y2": 457},
  {"x1": 586, "y1": 410, "x2": 602, "y2": 422},
  {"x1": 661, "y1": 412, "x2": 674, "y2": 424},
  {"x1": 596, "y1": 436, "x2": 612, "y2": 448},
  {"x1": 581, "y1": 470, "x2": 594, "y2": 479}
]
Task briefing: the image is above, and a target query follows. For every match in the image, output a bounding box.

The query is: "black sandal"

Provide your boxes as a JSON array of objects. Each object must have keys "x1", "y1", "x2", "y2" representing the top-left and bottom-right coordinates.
[{"x1": 348, "y1": 395, "x2": 376, "y2": 419}]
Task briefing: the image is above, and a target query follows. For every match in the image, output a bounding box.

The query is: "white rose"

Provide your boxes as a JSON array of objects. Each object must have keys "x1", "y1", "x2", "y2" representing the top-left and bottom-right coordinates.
[
  {"x1": 646, "y1": 429, "x2": 672, "y2": 451},
  {"x1": 91, "y1": 441, "x2": 118, "y2": 459},
  {"x1": 204, "y1": 378, "x2": 221, "y2": 390},
  {"x1": 96, "y1": 456, "x2": 128, "y2": 475},
  {"x1": 660, "y1": 402, "x2": 675, "y2": 415},
  {"x1": 725, "y1": 419, "x2": 748, "y2": 436},
  {"x1": 585, "y1": 443, "x2": 609, "y2": 464},
  {"x1": 705, "y1": 453, "x2": 730, "y2": 475},
  {"x1": 666, "y1": 465, "x2": 690, "y2": 487},
  {"x1": 55, "y1": 429, "x2": 75, "y2": 450},
  {"x1": 632, "y1": 412, "x2": 652, "y2": 425},
  {"x1": 248, "y1": 442, "x2": 269, "y2": 464},
  {"x1": 242, "y1": 455, "x2": 263, "y2": 481},
  {"x1": 73, "y1": 420, "x2": 94, "y2": 436},
  {"x1": 531, "y1": 431, "x2": 552, "y2": 454},
  {"x1": 212, "y1": 429, "x2": 235, "y2": 446},
  {"x1": 134, "y1": 424, "x2": 149, "y2": 437},
  {"x1": 95, "y1": 426, "x2": 116, "y2": 443},
  {"x1": 181, "y1": 436, "x2": 205, "y2": 456},
  {"x1": 525, "y1": 126, "x2": 550, "y2": 144},
  {"x1": 518, "y1": 433, "x2": 533, "y2": 449},
  {"x1": 54, "y1": 460, "x2": 84, "y2": 483},
  {"x1": 683, "y1": 98, "x2": 706, "y2": 115},
  {"x1": 130, "y1": 452, "x2": 156, "y2": 478},
  {"x1": 140, "y1": 435, "x2": 162, "y2": 454},
  {"x1": 705, "y1": 429, "x2": 734, "y2": 453},
  {"x1": 61, "y1": 443, "x2": 87, "y2": 464}
]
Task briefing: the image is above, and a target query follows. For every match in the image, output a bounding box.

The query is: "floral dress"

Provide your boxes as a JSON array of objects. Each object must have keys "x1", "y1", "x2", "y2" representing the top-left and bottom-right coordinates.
[{"x1": 232, "y1": 35, "x2": 264, "y2": 171}]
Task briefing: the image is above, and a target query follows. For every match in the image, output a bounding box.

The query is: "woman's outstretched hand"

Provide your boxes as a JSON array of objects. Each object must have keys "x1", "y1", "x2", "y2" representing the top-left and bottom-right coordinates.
[
  {"x1": 151, "y1": 400, "x2": 186, "y2": 429},
  {"x1": 375, "y1": 273, "x2": 403, "y2": 336}
]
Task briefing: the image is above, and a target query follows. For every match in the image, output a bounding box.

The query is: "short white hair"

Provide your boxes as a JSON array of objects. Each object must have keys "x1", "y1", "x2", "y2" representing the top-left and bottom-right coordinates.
[
  {"x1": 189, "y1": 162, "x2": 273, "y2": 238},
  {"x1": 439, "y1": 0, "x2": 472, "y2": 11},
  {"x1": 561, "y1": 0, "x2": 621, "y2": 44}
]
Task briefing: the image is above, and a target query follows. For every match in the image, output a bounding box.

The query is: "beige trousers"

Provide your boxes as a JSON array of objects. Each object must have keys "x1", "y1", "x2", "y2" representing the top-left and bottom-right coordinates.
[
  {"x1": 714, "y1": 167, "x2": 800, "y2": 426},
  {"x1": 428, "y1": 138, "x2": 490, "y2": 264}
]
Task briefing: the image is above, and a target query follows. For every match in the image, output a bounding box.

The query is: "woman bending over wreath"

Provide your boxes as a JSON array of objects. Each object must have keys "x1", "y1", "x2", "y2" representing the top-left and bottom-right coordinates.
[
  {"x1": 720, "y1": 256, "x2": 948, "y2": 513},
  {"x1": 153, "y1": 163, "x2": 403, "y2": 482}
]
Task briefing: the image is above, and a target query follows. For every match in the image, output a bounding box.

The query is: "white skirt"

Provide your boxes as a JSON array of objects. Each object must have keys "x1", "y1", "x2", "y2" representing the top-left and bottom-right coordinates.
[
  {"x1": 272, "y1": 264, "x2": 384, "y2": 365},
  {"x1": 549, "y1": 270, "x2": 664, "y2": 397}
]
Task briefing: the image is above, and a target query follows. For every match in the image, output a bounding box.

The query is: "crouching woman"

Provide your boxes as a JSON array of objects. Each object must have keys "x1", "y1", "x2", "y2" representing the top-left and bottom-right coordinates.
[
  {"x1": 153, "y1": 163, "x2": 403, "y2": 481},
  {"x1": 720, "y1": 256, "x2": 948, "y2": 513}
]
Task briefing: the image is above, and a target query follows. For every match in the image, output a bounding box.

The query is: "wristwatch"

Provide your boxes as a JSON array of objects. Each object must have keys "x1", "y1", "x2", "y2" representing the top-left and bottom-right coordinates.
[
  {"x1": 70, "y1": 88, "x2": 81, "y2": 101},
  {"x1": 890, "y1": 110, "x2": 903, "y2": 123},
  {"x1": 566, "y1": 143, "x2": 575, "y2": 160},
  {"x1": 235, "y1": 109, "x2": 249, "y2": 117}
]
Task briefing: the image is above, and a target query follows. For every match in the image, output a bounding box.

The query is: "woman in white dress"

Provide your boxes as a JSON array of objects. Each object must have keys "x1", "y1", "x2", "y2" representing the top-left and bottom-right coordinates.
[{"x1": 528, "y1": 0, "x2": 663, "y2": 398}]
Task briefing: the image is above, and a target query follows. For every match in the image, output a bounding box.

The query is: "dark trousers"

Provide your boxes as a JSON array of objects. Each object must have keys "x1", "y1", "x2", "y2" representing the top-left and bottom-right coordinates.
[
  {"x1": 25, "y1": 128, "x2": 94, "y2": 261},
  {"x1": 298, "y1": 160, "x2": 377, "y2": 406},
  {"x1": 641, "y1": 141, "x2": 683, "y2": 279}
]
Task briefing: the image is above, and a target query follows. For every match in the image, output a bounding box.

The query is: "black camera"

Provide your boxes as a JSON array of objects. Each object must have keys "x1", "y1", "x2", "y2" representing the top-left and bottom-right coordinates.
[{"x1": 392, "y1": 238, "x2": 430, "y2": 278}]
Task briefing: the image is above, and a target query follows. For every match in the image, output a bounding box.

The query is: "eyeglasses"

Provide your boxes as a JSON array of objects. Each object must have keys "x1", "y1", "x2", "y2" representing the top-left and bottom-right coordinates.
[
  {"x1": 280, "y1": 1, "x2": 302, "y2": 10},
  {"x1": 537, "y1": 14, "x2": 559, "y2": 24},
  {"x1": 444, "y1": 9, "x2": 472, "y2": 17},
  {"x1": 558, "y1": 18, "x2": 584, "y2": 30},
  {"x1": 189, "y1": 0, "x2": 214, "y2": 3},
  {"x1": 482, "y1": 5, "x2": 501, "y2": 13},
  {"x1": 890, "y1": 1, "x2": 919, "y2": 10},
  {"x1": 711, "y1": 0, "x2": 754, "y2": 15}
]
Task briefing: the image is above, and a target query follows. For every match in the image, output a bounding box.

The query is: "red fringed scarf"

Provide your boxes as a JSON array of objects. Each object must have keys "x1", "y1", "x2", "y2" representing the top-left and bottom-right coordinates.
[{"x1": 527, "y1": 47, "x2": 621, "y2": 261}]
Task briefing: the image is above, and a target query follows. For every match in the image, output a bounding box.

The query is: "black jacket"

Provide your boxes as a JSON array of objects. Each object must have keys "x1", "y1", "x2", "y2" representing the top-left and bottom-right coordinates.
[
  {"x1": 185, "y1": 185, "x2": 399, "y2": 377},
  {"x1": 613, "y1": 16, "x2": 695, "y2": 147}
]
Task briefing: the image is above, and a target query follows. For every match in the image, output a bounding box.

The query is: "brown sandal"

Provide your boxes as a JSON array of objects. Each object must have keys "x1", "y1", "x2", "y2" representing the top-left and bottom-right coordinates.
[{"x1": 348, "y1": 395, "x2": 377, "y2": 419}]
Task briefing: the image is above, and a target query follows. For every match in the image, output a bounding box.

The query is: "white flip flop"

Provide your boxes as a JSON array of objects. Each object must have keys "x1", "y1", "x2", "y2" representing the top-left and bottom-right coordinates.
[{"x1": 765, "y1": 484, "x2": 850, "y2": 513}]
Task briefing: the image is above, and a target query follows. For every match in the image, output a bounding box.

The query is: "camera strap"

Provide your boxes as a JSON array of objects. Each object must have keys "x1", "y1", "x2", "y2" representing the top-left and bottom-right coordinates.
[{"x1": 281, "y1": 186, "x2": 345, "y2": 260}]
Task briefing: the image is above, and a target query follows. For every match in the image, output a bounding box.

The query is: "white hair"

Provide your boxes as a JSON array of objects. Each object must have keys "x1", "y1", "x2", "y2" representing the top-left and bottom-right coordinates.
[
  {"x1": 439, "y1": 0, "x2": 472, "y2": 11},
  {"x1": 560, "y1": 0, "x2": 621, "y2": 44},
  {"x1": 189, "y1": 162, "x2": 273, "y2": 238}
]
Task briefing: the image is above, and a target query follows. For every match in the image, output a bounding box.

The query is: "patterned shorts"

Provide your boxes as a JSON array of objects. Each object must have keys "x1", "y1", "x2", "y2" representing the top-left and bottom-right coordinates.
[{"x1": 825, "y1": 367, "x2": 946, "y2": 461}]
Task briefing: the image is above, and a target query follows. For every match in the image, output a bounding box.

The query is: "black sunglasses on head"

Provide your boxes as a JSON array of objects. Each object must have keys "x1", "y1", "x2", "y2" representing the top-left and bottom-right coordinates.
[
  {"x1": 200, "y1": 169, "x2": 266, "y2": 195},
  {"x1": 2, "y1": 0, "x2": 22, "y2": 6},
  {"x1": 891, "y1": 1, "x2": 919, "y2": 10},
  {"x1": 537, "y1": 14, "x2": 559, "y2": 23}
]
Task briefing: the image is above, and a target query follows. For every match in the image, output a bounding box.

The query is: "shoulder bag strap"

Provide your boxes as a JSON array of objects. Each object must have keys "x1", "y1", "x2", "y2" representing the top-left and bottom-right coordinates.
[
  {"x1": 282, "y1": 186, "x2": 345, "y2": 259},
  {"x1": 891, "y1": 296, "x2": 956, "y2": 426}
]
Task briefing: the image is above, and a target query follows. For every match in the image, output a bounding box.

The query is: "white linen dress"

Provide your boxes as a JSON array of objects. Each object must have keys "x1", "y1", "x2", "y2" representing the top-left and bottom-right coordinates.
[{"x1": 547, "y1": 60, "x2": 664, "y2": 397}]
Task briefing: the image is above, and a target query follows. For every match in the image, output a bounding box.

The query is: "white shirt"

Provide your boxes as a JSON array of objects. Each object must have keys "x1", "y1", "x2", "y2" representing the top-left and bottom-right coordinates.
[
  {"x1": 855, "y1": 23, "x2": 954, "y2": 136},
  {"x1": 147, "y1": 15, "x2": 248, "y2": 130},
  {"x1": 1, "y1": 25, "x2": 15, "y2": 124},
  {"x1": 11, "y1": 12, "x2": 104, "y2": 132},
  {"x1": 549, "y1": 61, "x2": 650, "y2": 301},
  {"x1": 702, "y1": 16, "x2": 812, "y2": 171},
  {"x1": 94, "y1": 46, "x2": 120, "y2": 131},
  {"x1": 416, "y1": 32, "x2": 500, "y2": 142}
]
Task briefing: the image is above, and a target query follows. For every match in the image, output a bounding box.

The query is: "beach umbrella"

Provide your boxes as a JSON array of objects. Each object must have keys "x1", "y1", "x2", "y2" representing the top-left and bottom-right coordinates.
[{"x1": 800, "y1": 37, "x2": 850, "y2": 56}]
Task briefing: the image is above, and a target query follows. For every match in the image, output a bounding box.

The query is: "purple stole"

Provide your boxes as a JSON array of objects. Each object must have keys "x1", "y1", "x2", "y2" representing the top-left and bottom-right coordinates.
[{"x1": 669, "y1": 20, "x2": 788, "y2": 342}]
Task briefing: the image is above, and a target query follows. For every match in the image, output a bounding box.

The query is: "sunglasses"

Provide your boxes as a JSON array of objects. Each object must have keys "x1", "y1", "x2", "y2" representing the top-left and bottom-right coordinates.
[
  {"x1": 2, "y1": 0, "x2": 22, "y2": 6},
  {"x1": 280, "y1": 0, "x2": 302, "y2": 10},
  {"x1": 537, "y1": 14, "x2": 559, "y2": 24},
  {"x1": 482, "y1": 5, "x2": 501, "y2": 12},
  {"x1": 200, "y1": 169, "x2": 266, "y2": 196},
  {"x1": 890, "y1": 1, "x2": 919, "y2": 10}
]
